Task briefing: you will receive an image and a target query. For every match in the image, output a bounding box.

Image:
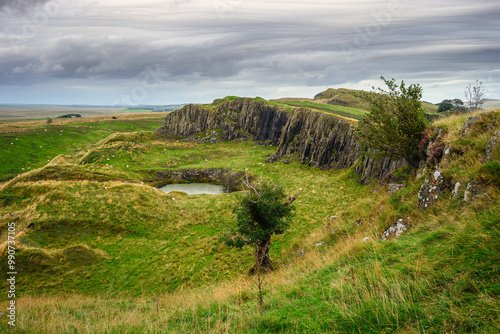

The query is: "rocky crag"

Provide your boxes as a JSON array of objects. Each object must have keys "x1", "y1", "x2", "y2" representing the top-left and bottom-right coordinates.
[{"x1": 154, "y1": 98, "x2": 404, "y2": 183}]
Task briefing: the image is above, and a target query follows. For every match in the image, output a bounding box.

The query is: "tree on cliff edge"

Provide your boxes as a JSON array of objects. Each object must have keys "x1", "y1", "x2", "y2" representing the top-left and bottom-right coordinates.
[
  {"x1": 222, "y1": 175, "x2": 300, "y2": 274},
  {"x1": 356, "y1": 77, "x2": 428, "y2": 168}
]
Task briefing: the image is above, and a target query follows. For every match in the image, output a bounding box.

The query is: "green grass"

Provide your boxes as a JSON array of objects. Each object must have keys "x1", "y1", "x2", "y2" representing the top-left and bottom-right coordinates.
[
  {"x1": 0, "y1": 117, "x2": 164, "y2": 182},
  {"x1": 275, "y1": 101, "x2": 367, "y2": 120},
  {"x1": 0, "y1": 109, "x2": 499, "y2": 333}
]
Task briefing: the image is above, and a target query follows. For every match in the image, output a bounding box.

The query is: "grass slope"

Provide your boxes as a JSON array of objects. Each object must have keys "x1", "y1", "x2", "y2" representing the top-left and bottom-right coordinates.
[
  {"x1": 0, "y1": 113, "x2": 166, "y2": 182},
  {"x1": 0, "y1": 109, "x2": 499, "y2": 333},
  {"x1": 272, "y1": 88, "x2": 438, "y2": 120}
]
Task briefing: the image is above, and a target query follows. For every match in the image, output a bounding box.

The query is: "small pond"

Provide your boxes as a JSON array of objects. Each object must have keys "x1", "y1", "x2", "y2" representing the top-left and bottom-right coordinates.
[{"x1": 158, "y1": 183, "x2": 225, "y2": 195}]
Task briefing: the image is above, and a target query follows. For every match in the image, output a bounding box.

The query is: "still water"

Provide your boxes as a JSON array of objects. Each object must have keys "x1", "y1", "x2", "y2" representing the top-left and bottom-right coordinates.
[{"x1": 158, "y1": 183, "x2": 225, "y2": 195}]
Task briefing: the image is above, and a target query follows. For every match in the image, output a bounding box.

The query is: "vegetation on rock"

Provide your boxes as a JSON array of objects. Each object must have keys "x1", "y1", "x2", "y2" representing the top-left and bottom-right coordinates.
[{"x1": 356, "y1": 77, "x2": 429, "y2": 168}]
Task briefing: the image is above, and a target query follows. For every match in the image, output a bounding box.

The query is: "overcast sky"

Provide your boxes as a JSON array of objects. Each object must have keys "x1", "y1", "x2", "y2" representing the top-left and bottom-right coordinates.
[{"x1": 0, "y1": 0, "x2": 499, "y2": 105}]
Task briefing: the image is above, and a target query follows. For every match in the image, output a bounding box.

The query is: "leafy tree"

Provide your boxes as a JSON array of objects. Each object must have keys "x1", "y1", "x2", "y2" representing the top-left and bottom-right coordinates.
[
  {"x1": 452, "y1": 98, "x2": 464, "y2": 108},
  {"x1": 438, "y1": 99, "x2": 454, "y2": 113},
  {"x1": 356, "y1": 76, "x2": 428, "y2": 168},
  {"x1": 223, "y1": 176, "x2": 300, "y2": 274}
]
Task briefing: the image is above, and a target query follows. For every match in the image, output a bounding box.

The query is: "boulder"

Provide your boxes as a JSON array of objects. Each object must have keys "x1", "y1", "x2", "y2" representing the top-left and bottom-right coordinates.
[
  {"x1": 297, "y1": 249, "x2": 306, "y2": 258},
  {"x1": 450, "y1": 182, "x2": 461, "y2": 199},
  {"x1": 459, "y1": 115, "x2": 480, "y2": 138},
  {"x1": 417, "y1": 170, "x2": 449, "y2": 210},
  {"x1": 464, "y1": 180, "x2": 480, "y2": 202},
  {"x1": 381, "y1": 218, "x2": 410, "y2": 240},
  {"x1": 330, "y1": 228, "x2": 341, "y2": 235},
  {"x1": 483, "y1": 130, "x2": 500, "y2": 163}
]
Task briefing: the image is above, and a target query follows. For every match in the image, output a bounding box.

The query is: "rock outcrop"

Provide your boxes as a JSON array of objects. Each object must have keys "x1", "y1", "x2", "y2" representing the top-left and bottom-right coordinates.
[
  {"x1": 155, "y1": 98, "x2": 403, "y2": 183},
  {"x1": 417, "y1": 170, "x2": 450, "y2": 209},
  {"x1": 154, "y1": 99, "x2": 288, "y2": 144},
  {"x1": 381, "y1": 218, "x2": 411, "y2": 240},
  {"x1": 483, "y1": 130, "x2": 500, "y2": 163}
]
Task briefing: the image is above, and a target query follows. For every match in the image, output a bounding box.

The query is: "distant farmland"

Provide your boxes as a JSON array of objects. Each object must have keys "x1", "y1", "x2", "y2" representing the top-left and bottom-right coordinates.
[{"x1": 0, "y1": 105, "x2": 182, "y2": 120}]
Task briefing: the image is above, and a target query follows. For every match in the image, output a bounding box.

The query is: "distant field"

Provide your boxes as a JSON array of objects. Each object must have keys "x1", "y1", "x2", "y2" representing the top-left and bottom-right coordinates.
[
  {"x1": 0, "y1": 113, "x2": 166, "y2": 181},
  {"x1": 0, "y1": 106, "x2": 165, "y2": 120},
  {"x1": 483, "y1": 99, "x2": 500, "y2": 110},
  {"x1": 273, "y1": 100, "x2": 368, "y2": 120}
]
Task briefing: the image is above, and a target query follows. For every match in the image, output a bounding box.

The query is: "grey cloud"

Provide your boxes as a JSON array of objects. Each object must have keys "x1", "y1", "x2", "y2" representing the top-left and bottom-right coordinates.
[
  {"x1": 0, "y1": 0, "x2": 499, "y2": 103},
  {"x1": 0, "y1": 0, "x2": 50, "y2": 13}
]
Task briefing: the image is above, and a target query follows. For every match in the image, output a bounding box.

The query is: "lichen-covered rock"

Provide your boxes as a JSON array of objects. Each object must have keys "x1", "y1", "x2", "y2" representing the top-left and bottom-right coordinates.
[
  {"x1": 464, "y1": 180, "x2": 480, "y2": 202},
  {"x1": 381, "y1": 218, "x2": 410, "y2": 240},
  {"x1": 417, "y1": 170, "x2": 449, "y2": 209},
  {"x1": 459, "y1": 115, "x2": 480, "y2": 138},
  {"x1": 483, "y1": 130, "x2": 500, "y2": 163}
]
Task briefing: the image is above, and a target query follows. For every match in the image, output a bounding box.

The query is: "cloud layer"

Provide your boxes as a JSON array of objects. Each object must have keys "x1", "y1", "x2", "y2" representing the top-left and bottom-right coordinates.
[{"x1": 0, "y1": 0, "x2": 499, "y2": 104}]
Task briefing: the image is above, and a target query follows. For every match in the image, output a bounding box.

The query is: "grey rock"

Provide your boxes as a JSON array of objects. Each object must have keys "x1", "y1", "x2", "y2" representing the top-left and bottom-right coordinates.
[
  {"x1": 330, "y1": 228, "x2": 341, "y2": 235},
  {"x1": 297, "y1": 249, "x2": 306, "y2": 258},
  {"x1": 483, "y1": 130, "x2": 500, "y2": 163},
  {"x1": 459, "y1": 115, "x2": 480, "y2": 138},
  {"x1": 416, "y1": 160, "x2": 427, "y2": 179},
  {"x1": 388, "y1": 183, "x2": 406, "y2": 195},
  {"x1": 355, "y1": 219, "x2": 365, "y2": 226},
  {"x1": 443, "y1": 145, "x2": 451, "y2": 156},
  {"x1": 363, "y1": 237, "x2": 370, "y2": 242},
  {"x1": 382, "y1": 218, "x2": 410, "y2": 240},
  {"x1": 315, "y1": 242, "x2": 325, "y2": 247},
  {"x1": 417, "y1": 170, "x2": 449, "y2": 210},
  {"x1": 330, "y1": 215, "x2": 338, "y2": 222},
  {"x1": 450, "y1": 182, "x2": 461, "y2": 199},
  {"x1": 464, "y1": 180, "x2": 480, "y2": 202}
]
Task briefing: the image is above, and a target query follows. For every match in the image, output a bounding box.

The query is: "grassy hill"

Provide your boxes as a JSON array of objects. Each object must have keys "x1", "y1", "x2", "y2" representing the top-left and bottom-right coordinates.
[
  {"x1": 272, "y1": 88, "x2": 439, "y2": 120},
  {"x1": 0, "y1": 103, "x2": 499, "y2": 333}
]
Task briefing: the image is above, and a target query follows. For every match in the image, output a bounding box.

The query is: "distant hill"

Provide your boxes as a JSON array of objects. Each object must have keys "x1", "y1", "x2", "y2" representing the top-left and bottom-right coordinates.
[
  {"x1": 313, "y1": 88, "x2": 438, "y2": 114},
  {"x1": 483, "y1": 98, "x2": 500, "y2": 110},
  {"x1": 272, "y1": 88, "x2": 438, "y2": 120}
]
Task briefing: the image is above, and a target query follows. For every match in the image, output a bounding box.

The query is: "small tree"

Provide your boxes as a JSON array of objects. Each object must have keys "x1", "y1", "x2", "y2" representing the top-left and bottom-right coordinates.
[
  {"x1": 223, "y1": 175, "x2": 300, "y2": 274},
  {"x1": 464, "y1": 80, "x2": 485, "y2": 111},
  {"x1": 438, "y1": 99, "x2": 454, "y2": 113},
  {"x1": 452, "y1": 98, "x2": 464, "y2": 109},
  {"x1": 356, "y1": 77, "x2": 428, "y2": 168}
]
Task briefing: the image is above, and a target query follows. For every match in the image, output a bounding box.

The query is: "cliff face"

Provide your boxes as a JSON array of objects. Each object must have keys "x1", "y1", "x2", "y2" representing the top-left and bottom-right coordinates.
[
  {"x1": 154, "y1": 104, "x2": 218, "y2": 139},
  {"x1": 155, "y1": 98, "x2": 404, "y2": 183},
  {"x1": 272, "y1": 108, "x2": 360, "y2": 169}
]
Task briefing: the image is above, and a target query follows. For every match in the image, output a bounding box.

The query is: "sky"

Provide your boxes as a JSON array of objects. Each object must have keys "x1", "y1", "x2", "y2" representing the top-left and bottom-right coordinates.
[{"x1": 0, "y1": 0, "x2": 499, "y2": 106}]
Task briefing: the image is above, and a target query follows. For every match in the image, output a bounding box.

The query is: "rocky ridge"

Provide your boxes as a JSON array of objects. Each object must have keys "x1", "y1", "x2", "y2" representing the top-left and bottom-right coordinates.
[{"x1": 155, "y1": 98, "x2": 403, "y2": 183}]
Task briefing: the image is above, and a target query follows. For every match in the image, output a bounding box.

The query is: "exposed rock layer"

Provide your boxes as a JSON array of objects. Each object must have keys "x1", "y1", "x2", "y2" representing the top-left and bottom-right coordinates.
[{"x1": 155, "y1": 98, "x2": 404, "y2": 183}]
